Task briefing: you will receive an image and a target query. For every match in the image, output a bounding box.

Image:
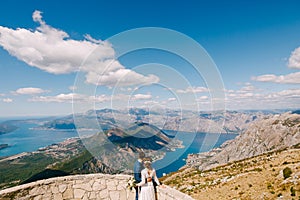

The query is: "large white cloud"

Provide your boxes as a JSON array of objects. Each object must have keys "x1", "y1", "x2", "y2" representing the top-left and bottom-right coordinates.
[
  {"x1": 252, "y1": 72, "x2": 300, "y2": 84},
  {"x1": 0, "y1": 10, "x2": 159, "y2": 86}
]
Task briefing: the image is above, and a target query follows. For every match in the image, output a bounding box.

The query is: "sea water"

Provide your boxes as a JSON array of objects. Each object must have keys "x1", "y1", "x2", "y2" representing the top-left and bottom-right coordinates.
[
  {"x1": 153, "y1": 130, "x2": 237, "y2": 177},
  {"x1": 0, "y1": 122, "x2": 79, "y2": 157}
]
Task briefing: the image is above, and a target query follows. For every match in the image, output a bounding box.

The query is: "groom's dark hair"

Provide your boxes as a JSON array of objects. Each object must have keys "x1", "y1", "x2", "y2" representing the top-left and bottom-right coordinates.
[{"x1": 139, "y1": 152, "x2": 145, "y2": 159}]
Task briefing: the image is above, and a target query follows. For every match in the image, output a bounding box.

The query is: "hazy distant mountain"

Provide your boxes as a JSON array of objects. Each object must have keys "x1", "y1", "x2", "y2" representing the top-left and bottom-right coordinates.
[
  {"x1": 39, "y1": 108, "x2": 277, "y2": 134},
  {"x1": 187, "y1": 112, "x2": 300, "y2": 170},
  {"x1": 41, "y1": 115, "x2": 76, "y2": 130}
]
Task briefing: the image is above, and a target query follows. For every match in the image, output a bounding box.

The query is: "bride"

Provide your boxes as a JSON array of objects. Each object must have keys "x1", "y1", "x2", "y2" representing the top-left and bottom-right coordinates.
[{"x1": 137, "y1": 157, "x2": 162, "y2": 200}]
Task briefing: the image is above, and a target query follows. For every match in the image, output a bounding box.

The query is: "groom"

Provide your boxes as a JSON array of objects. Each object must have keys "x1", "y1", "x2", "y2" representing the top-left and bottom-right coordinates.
[{"x1": 133, "y1": 151, "x2": 145, "y2": 200}]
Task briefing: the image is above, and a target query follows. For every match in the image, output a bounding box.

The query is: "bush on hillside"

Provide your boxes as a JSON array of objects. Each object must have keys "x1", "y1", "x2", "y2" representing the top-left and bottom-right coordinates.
[{"x1": 283, "y1": 167, "x2": 292, "y2": 179}]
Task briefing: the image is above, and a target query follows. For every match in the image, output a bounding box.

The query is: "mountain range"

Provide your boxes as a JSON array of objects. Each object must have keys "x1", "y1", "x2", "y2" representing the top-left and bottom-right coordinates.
[
  {"x1": 39, "y1": 108, "x2": 278, "y2": 134},
  {"x1": 186, "y1": 111, "x2": 300, "y2": 170},
  {"x1": 0, "y1": 108, "x2": 297, "y2": 193}
]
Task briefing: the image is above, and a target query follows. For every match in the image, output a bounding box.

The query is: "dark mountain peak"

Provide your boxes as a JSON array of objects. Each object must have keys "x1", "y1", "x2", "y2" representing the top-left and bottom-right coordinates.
[
  {"x1": 104, "y1": 123, "x2": 171, "y2": 150},
  {"x1": 292, "y1": 110, "x2": 300, "y2": 115}
]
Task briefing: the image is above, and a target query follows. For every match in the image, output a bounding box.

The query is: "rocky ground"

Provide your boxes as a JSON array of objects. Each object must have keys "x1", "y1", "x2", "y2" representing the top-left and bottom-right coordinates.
[{"x1": 161, "y1": 146, "x2": 300, "y2": 200}]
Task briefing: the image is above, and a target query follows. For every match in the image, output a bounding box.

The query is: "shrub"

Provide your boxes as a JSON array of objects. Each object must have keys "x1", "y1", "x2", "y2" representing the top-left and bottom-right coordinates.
[
  {"x1": 291, "y1": 186, "x2": 296, "y2": 196},
  {"x1": 267, "y1": 183, "x2": 273, "y2": 190},
  {"x1": 277, "y1": 193, "x2": 282, "y2": 197},
  {"x1": 283, "y1": 167, "x2": 292, "y2": 179},
  {"x1": 253, "y1": 168, "x2": 263, "y2": 172}
]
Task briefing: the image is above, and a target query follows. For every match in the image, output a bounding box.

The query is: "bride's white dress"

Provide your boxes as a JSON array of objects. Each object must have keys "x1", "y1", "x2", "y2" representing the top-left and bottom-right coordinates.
[{"x1": 137, "y1": 168, "x2": 160, "y2": 200}]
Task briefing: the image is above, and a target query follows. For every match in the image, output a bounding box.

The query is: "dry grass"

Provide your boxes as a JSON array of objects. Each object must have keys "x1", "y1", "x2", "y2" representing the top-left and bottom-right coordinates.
[{"x1": 160, "y1": 147, "x2": 300, "y2": 200}]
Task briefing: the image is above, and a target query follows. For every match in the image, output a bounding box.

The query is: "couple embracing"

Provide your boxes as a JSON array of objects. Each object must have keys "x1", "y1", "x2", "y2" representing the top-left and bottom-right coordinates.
[{"x1": 133, "y1": 152, "x2": 163, "y2": 200}]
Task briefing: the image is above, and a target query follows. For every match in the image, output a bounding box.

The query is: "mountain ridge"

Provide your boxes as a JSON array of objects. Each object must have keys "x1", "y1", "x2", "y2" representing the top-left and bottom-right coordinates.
[
  {"x1": 186, "y1": 112, "x2": 300, "y2": 170},
  {"x1": 38, "y1": 109, "x2": 275, "y2": 134}
]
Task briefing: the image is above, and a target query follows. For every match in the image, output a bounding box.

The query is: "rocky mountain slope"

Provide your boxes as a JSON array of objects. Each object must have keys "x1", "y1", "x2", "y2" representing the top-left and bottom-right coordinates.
[
  {"x1": 162, "y1": 145, "x2": 300, "y2": 200},
  {"x1": 186, "y1": 112, "x2": 300, "y2": 170}
]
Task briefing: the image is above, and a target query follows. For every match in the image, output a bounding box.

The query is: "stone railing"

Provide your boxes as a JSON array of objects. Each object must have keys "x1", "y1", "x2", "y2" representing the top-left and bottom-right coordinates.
[{"x1": 0, "y1": 173, "x2": 194, "y2": 200}]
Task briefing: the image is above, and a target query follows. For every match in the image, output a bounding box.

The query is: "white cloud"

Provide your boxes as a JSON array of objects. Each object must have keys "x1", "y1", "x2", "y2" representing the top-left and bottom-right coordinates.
[
  {"x1": 0, "y1": 10, "x2": 159, "y2": 86},
  {"x1": 252, "y1": 72, "x2": 300, "y2": 84},
  {"x1": 222, "y1": 86, "x2": 300, "y2": 110},
  {"x1": 288, "y1": 46, "x2": 300, "y2": 69},
  {"x1": 143, "y1": 100, "x2": 159, "y2": 105},
  {"x1": 92, "y1": 95, "x2": 111, "y2": 102},
  {"x1": 32, "y1": 10, "x2": 45, "y2": 25},
  {"x1": 237, "y1": 92, "x2": 255, "y2": 98},
  {"x1": 87, "y1": 67, "x2": 159, "y2": 86},
  {"x1": 168, "y1": 97, "x2": 176, "y2": 102},
  {"x1": 275, "y1": 88, "x2": 300, "y2": 98},
  {"x1": 29, "y1": 93, "x2": 118, "y2": 103},
  {"x1": 132, "y1": 94, "x2": 152, "y2": 100},
  {"x1": 29, "y1": 93, "x2": 88, "y2": 103},
  {"x1": 198, "y1": 96, "x2": 209, "y2": 100},
  {"x1": 2, "y1": 98, "x2": 13, "y2": 103},
  {"x1": 69, "y1": 86, "x2": 77, "y2": 91},
  {"x1": 120, "y1": 87, "x2": 133, "y2": 92},
  {"x1": 251, "y1": 45, "x2": 300, "y2": 85},
  {"x1": 177, "y1": 86, "x2": 208, "y2": 94},
  {"x1": 238, "y1": 85, "x2": 256, "y2": 92},
  {"x1": 14, "y1": 87, "x2": 48, "y2": 95}
]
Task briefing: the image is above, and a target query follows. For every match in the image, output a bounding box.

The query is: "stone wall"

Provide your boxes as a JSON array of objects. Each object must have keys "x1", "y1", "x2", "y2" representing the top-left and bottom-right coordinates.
[{"x1": 0, "y1": 174, "x2": 194, "y2": 200}]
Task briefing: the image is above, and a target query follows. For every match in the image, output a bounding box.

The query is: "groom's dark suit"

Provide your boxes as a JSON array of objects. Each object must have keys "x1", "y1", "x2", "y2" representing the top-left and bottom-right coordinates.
[{"x1": 133, "y1": 159, "x2": 143, "y2": 200}]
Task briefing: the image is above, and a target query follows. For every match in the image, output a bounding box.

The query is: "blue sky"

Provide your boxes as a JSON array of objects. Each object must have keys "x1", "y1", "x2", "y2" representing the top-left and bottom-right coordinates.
[{"x1": 0, "y1": 0, "x2": 300, "y2": 116}]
